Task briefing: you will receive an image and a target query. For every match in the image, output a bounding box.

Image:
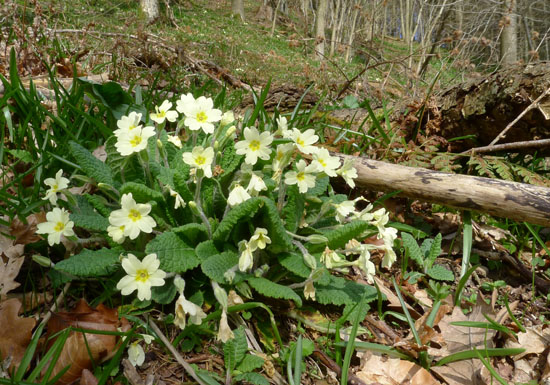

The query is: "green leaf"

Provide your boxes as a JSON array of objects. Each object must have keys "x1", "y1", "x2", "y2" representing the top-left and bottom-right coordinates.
[
  {"x1": 402, "y1": 232, "x2": 424, "y2": 268},
  {"x1": 54, "y1": 248, "x2": 119, "y2": 277},
  {"x1": 213, "y1": 198, "x2": 263, "y2": 242},
  {"x1": 236, "y1": 355, "x2": 265, "y2": 373},
  {"x1": 173, "y1": 223, "x2": 208, "y2": 247},
  {"x1": 120, "y1": 182, "x2": 164, "y2": 203},
  {"x1": 259, "y1": 197, "x2": 293, "y2": 253},
  {"x1": 316, "y1": 276, "x2": 377, "y2": 306},
  {"x1": 427, "y1": 264, "x2": 454, "y2": 281},
  {"x1": 84, "y1": 194, "x2": 111, "y2": 217},
  {"x1": 151, "y1": 278, "x2": 177, "y2": 304},
  {"x1": 307, "y1": 175, "x2": 329, "y2": 196},
  {"x1": 69, "y1": 141, "x2": 115, "y2": 186},
  {"x1": 248, "y1": 277, "x2": 302, "y2": 307},
  {"x1": 219, "y1": 141, "x2": 242, "y2": 181},
  {"x1": 233, "y1": 373, "x2": 269, "y2": 385},
  {"x1": 70, "y1": 211, "x2": 109, "y2": 231},
  {"x1": 195, "y1": 240, "x2": 220, "y2": 262},
  {"x1": 425, "y1": 233, "x2": 442, "y2": 270},
  {"x1": 145, "y1": 232, "x2": 199, "y2": 273},
  {"x1": 316, "y1": 220, "x2": 370, "y2": 251},
  {"x1": 279, "y1": 252, "x2": 311, "y2": 278},
  {"x1": 201, "y1": 252, "x2": 239, "y2": 283},
  {"x1": 282, "y1": 185, "x2": 304, "y2": 233},
  {"x1": 224, "y1": 326, "x2": 248, "y2": 371}
]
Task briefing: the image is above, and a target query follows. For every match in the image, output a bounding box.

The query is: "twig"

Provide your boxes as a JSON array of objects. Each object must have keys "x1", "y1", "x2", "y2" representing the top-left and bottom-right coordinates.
[
  {"x1": 463, "y1": 138, "x2": 550, "y2": 154},
  {"x1": 489, "y1": 86, "x2": 550, "y2": 146},
  {"x1": 39, "y1": 282, "x2": 71, "y2": 328},
  {"x1": 148, "y1": 319, "x2": 208, "y2": 385},
  {"x1": 312, "y1": 349, "x2": 372, "y2": 385}
]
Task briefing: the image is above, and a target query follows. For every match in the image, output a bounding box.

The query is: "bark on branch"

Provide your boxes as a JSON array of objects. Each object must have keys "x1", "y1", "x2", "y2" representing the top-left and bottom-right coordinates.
[{"x1": 338, "y1": 154, "x2": 550, "y2": 227}]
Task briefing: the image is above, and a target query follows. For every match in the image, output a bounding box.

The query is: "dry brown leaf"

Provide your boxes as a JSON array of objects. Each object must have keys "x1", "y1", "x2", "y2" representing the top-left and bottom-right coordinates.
[
  {"x1": 0, "y1": 298, "x2": 37, "y2": 371},
  {"x1": 429, "y1": 298, "x2": 509, "y2": 385},
  {"x1": 9, "y1": 213, "x2": 46, "y2": 245},
  {"x1": 79, "y1": 369, "x2": 99, "y2": 385},
  {"x1": 373, "y1": 276, "x2": 421, "y2": 318},
  {"x1": 356, "y1": 352, "x2": 442, "y2": 385},
  {"x1": 46, "y1": 299, "x2": 131, "y2": 385},
  {"x1": 504, "y1": 324, "x2": 550, "y2": 360},
  {"x1": 0, "y1": 255, "x2": 25, "y2": 299}
]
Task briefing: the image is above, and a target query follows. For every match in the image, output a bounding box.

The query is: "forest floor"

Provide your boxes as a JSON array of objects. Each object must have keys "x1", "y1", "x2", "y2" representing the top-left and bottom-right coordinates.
[{"x1": 1, "y1": 1, "x2": 550, "y2": 385}]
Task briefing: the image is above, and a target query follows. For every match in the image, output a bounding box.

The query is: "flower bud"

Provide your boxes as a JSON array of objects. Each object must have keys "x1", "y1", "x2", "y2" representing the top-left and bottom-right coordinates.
[
  {"x1": 220, "y1": 111, "x2": 235, "y2": 126},
  {"x1": 307, "y1": 234, "x2": 328, "y2": 244},
  {"x1": 225, "y1": 125, "x2": 236, "y2": 138},
  {"x1": 32, "y1": 254, "x2": 52, "y2": 267},
  {"x1": 188, "y1": 201, "x2": 200, "y2": 216},
  {"x1": 212, "y1": 281, "x2": 228, "y2": 310},
  {"x1": 303, "y1": 253, "x2": 317, "y2": 270}
]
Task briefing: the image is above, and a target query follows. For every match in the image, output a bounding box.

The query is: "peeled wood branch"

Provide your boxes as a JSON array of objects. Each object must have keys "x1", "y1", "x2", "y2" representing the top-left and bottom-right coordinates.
[{"x1": 339, "y1": 154, "x2": 550, "y2": 227}]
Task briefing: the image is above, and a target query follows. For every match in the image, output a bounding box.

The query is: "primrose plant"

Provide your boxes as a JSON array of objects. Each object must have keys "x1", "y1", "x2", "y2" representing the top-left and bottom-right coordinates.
[{"x1": 37, "y1": 90, "x2": 398, "y2": 345}]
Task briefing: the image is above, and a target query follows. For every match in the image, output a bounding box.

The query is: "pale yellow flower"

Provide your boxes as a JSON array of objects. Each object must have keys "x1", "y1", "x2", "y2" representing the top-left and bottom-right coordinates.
[
  {"x1": 116, "y1": 253, "x2": 166, "y2": 301},
  {"x1": 43, "y1": 169, "x2": 70, "y2": 205},
  {"x1": 36, "y1": 207, "x2": 75, "y2": 246},
  {"x1": 108, "y1": 193, "x2": 156, "y2": 240}
]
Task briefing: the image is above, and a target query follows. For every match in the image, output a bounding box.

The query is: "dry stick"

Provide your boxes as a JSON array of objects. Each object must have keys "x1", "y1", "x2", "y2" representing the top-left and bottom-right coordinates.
[
  {"x1": 463, "y1": 138, "x2": 550, "y2": 154},
  {"x1": 39, "y1": 282, "x2": 71, "y2": 327},
  {"x1": 312, "y1": 349, "x2": 371, "y2": 385},
  {"x1": 489, "y1": 86, "x2": 550, "y2": 146},
  {"x1": 148, "y1": 319, "x2": 208, "y2": 385}
]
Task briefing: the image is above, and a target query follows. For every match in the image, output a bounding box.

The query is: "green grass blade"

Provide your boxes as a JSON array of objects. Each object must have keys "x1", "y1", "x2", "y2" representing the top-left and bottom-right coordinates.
[
  {"x1": 333, "y1": 341, "x2": 412, "y2": 360},
  {"x1": 340, "y1": 291, "x2": 368, "y2": 385},
  {"x1": 293, "y1": 335, "x2": 303, "y2": 385},
  {"x1": 454, "y1": 264, "x2": 479, "y2": 306},
  {"x1": 460, "y1": 211, "x2": 473, "y2": 278},
  {"x1": 435, "y1": 347, "x2": 525, "y2": 366}
]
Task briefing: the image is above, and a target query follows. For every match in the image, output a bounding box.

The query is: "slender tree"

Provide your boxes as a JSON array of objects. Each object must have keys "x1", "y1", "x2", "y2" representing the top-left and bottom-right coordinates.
[
  {"x1": 315, "y1": 0, "x2": 328, "y2": 59},
  {"x1": 140, "y1": 0, "x2": 159, "y2": 23},
  {"x1": 232, "y1": 0, "x2": 245, "y2": 21},
  {"x1": 500, "y1": 0, "x2": 518, "y2": 65}
]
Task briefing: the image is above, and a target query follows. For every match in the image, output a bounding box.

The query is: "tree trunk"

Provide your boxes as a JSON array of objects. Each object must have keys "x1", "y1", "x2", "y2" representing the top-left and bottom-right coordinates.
[
  {"x1": 338, "y1": 154, "x2": 550, "y2": 227},
  {"x1": 231, "y1": 0, "x2": 245, "y2": 21},
  {"x1": 500, "y1": 0, "x2": 518, "y2": 65},
  {"x1": 140, "y1": 0, "x2": 159, "y2": 23},
  {"x1": 315, "y1": 0, "x2": 328, "y2": 59}
]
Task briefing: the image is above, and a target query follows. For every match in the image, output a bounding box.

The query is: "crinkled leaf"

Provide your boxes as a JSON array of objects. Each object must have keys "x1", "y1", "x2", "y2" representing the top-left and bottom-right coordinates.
[
  {"x1": 70, "y1": 211, "x2": 109, "y2": 232},
  {"x1": 69, "y1": 141, "x2": 115, "y2": 186},
  {"x1": 279, "y1": 252, "x2": 311, "y2": 278},
  {"x1": 213, "y1": 198, "x2": 263, "y2": 242},
  {"x1": 427, "y1": 264, "x2": 454, "y2": 281},
  {"x1": 224, "y1": 326, "x2": 248, "y2": 371},
  {"x1": 120, "y1": 182, "x2": 164, "y2": 203},
  {"x1": 151, "y1": 278, "x2": 177, "y2": 304},
  {"x1": 173, "y1": 223, "x2": 208, "y2": 247},
  {"x1": 258, "y1": 197, "x2": 293, "y2": 253},
  {"x1": 146, "y1": 232, "x2": 199, "y2": 273},
  {"x1": 233, "y1": 373, "x2": 269, "y2": 385},
  {"x1": 402, "y1": 232, "x2": 424, "y2": 268},
  {"x1": 54, "y1": 248, "x2": 120, "y2": 277},
  {"x1": 316, "y1": 276, "x2": 377, "y2": 306},
  {"x1": 195, "y1": 240, "x2": 220, "y2": 262},
  {"x1": 236, "y1": 354, "x2": 265, "y2": 373},
  {"x1": 307, "y1": 175, "x2": 329, "y2": 196},
  {"x1": 282, "y1": 185, "x2": 304, "y2": 233},
  {"x1": 426, "y1": 233, "x2": 442, "y2": 270},
  {"x1": 248, "y1": 277, "x2": 302, "y2": 307},
  {"x1": 84, "y1": 194, "x2": 111, "y2": 217},
  {"x1": 201, "y1": 252, "x2": 239, "y2": 283},
  {"x1": 315, "y1": 220, "x2": 370, "y2": 251}
]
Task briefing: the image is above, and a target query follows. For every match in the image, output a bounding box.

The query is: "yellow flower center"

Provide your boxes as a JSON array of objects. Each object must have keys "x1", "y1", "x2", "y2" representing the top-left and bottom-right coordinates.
[
  {"x1": 54, "y1": 222, "x2": 65, "y2": 232},
  {"x1": 157, "y1": 108, "x2": 166, "y2": 118},
  {"x1": 128, "y1": 209, "x2": 142, "y2": 222},
  {"x1": 296, "y1": 138, "x2": 305, "y2": 146},
  {"x1": 135, "y1": 269, "x2": 150, "y2": 282},
  {"x1": 195, "y1": 155, "x2": 206, "y2": 165},
  {"x1": 196, "y1": 111, "x2": 208, "y2": 123},
  {"x1": 130, "y1": 135, "x2": 142, "y2": 147},
  {"x1": 319, "y1": 159, "x2": 327, "y2": 167},
  {"x1": 52, "y1": 184, "x2": 59, "y2": 191},
  {"x1": 249, "y1": 140, "x2": 261, "y2": 151},
  {"x1": 296, "y1": 172, "x2": 305, "y2": 181}
]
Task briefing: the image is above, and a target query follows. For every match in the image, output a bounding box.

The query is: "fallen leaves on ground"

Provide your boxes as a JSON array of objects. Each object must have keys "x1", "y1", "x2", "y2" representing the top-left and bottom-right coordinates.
[
  {"x1": 0, "y1": 298, "x2": 37, "y2": 371},
  {"x1": 356, "y1": 352, "x2": 442, "y2": 385},
  {"x1": 46, "y1": 299, "x2": 130, "y2": 384}
]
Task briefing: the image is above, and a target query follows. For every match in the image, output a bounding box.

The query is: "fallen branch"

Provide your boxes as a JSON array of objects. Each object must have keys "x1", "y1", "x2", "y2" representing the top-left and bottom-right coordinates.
[
  {"x1": 463, "y1": 138, "x2": 550, "y2": 154},
  {"x1": 339, "y1": 154, "x2": 550, "y2": 227}
]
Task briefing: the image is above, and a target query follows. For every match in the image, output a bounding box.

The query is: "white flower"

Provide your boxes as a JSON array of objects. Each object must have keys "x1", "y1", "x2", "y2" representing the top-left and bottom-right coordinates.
[
  {"x1": 182, "y1": 146, "x2": 215, "y2": 178},
  {"x1": 380, "y1": 227, "x2": 398, "y2": 269},
  {"x1": 276, "y1": 116, "x2": 291, "y2": 138},
  {"x1": 220, "y1": 111, "x2": 235, "y2": 126},
  {"x1": 353, "y1": 203, "x2": 375, "y2": 222},
  {"x1": 272, "y1": 143, "x2": 294, "y2": 173},
  {"x1": 115, "y1": 125, "x2": 156, "y2": 156},
  {"x1": 116, "y1": 253, "x2": 166, "y2": 301},
  {"x1": 238, "y1": 241, "x2": 254, "y2": 272},
  {"x1": 249, "y1": 228, "x2": 271, "y2": 251},
  {"x1": 107, "y1": 224, "x2": 126, "y2": 244},
  {"x1": 304, "y1": 280, "x2": 315, "y2": 300},
  {"x1": 284, "y1": 159, "x2": 317, "y2": 194},
  {"x1": 43, "y1": 169, "x2": 69, "y2": 205},
  {"x1": 370, "y1": 208, "x2": 389, "y2": 232},
  {"x1": 290, "y1": 128, "x2": 318, "y2": 155},
  {"x1": 174, "y1": 291, "x2": 207, "y2": 330},
  {"x1": 246, "y1": 173, "x2": 267, "y2": 195},
  {"x1": 175, "y1": 93, "x2": 196, "y2": 114},
  {"x1": 235, "y1": 127, "x2": 273, "y2": 165},
  {"x1": 228, "y1": 184, "x2": 251, "y2": 207},
  {"x1": 321, "y1": 247, "x2": 343, "y2": 269},
  {"x1": 128, "y1": 342, "x2": 145, "y2": 367},
  {"x1": 181, "y1": 96, "x2": 222, "y2": 134},
  {"x1": 167, "y1": 134, "x2": 182, "y2": 148},
  {"x1": 337, "y1": 159, "x2": 358, "y2": 189},
  {"x1": 150, "y1": 100, "x2": 178, "y2": 124},
  {"x1": 115, "y1": 111, "x2": 142, "y2": 137},
  {"x1": 334, "y1": 197, "x2": 367, "y2": 223},
  {"x1": 108, "y1": 193, "x2": 156, "y2": 240},
  {"x1": 356, "y1": 246, "x2": 376, "y2": 284},
  {"x1": 312, "y1": 148, "x2": 341, "y2": 177},
  {"x1": 169, "y1": 187, "x2": 186, "y2": 209},
  {"x1": 217, "y1": 310, "x2": 234, "y2": 342},
  {"x1": 36, "y1": 207, "x2": 75, "y2": 246}
]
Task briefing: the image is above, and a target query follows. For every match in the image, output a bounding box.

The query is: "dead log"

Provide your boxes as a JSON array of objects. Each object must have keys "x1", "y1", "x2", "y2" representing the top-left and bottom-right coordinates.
[
  {"x1": 413, "y1": 62, "x2": 550, "y2": 152},
  {"x1": 340, "y1": 153, "x2": 550, "y2": 227}
]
